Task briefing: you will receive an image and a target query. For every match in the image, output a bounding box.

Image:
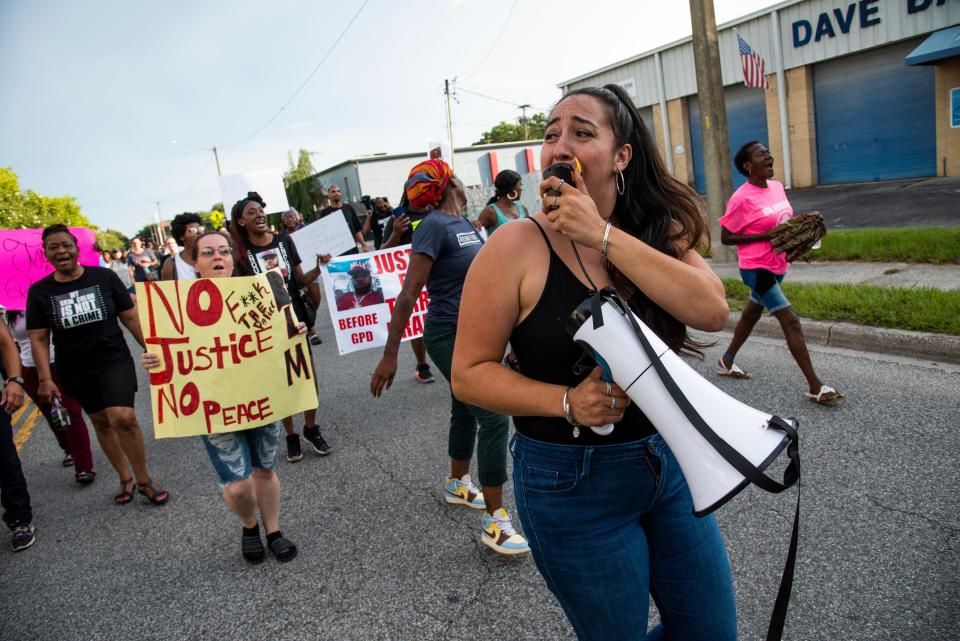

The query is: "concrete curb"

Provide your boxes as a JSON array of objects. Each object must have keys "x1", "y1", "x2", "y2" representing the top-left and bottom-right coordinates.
[{"x1": 722, "y1": 312, "x2": 960, "y2": 365}]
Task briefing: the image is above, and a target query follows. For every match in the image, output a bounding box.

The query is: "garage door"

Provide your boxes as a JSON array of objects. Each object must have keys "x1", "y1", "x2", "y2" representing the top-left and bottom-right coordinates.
[
  {"x1": 688, "y1": 84, "x2": 770, "y2": 193},
  {"x1": 814, "y1": 39, "x2": 935, "y2": 184}
]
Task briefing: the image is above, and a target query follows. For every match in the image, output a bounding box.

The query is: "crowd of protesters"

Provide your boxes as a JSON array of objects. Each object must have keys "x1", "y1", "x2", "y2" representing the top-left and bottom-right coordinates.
[{"x1": 0, "y1": 83, "x2": 844, "y2": 639}]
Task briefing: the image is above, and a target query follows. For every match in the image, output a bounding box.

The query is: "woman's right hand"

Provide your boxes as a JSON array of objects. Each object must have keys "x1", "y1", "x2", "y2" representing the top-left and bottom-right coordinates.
[
  {"x1": 140, "y1": 352, "x2": 161, "y2": 370},
  {"x1": 37, "y1": 379, "x2": 61, "y2": 405},
  {"x1": 567, "y1": 366, "x2": 630, "y2": 427},
  {"x1": 370, "y1": 354, "x2": 398, "y2": 398}
]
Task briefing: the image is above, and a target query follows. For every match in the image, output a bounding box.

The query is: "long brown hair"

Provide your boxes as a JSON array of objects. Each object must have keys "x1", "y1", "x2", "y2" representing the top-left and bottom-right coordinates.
[{"x1": 554, "y1": 85, "x2": 710, "y2": 356}]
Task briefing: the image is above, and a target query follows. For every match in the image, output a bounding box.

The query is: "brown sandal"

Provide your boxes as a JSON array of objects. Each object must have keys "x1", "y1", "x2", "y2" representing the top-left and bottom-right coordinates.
[
  {"x1": 114, "y1": 478, "x2": 135, "y2": 505},
  {"x1": 136, "y1": 479, "x2": 170, "y2": 506}
]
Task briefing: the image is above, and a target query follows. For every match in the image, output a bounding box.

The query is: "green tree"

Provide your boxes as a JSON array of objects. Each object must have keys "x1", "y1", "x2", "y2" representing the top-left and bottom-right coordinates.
[
  {"x1": 284, "y1": 149, "x2": 319, "y2": 217},
  {"x1": 474, "y1": 113, "x2": 546, "y2": 145},
  {"x1": 95, "y1": 229, "x2": 129, "y2": 251},
  {"x1": 0, "y1": 167, "x2": 91, "y2": 229}
]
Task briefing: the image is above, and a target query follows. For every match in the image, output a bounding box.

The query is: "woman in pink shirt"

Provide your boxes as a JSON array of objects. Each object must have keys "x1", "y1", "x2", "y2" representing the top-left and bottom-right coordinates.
[{"x1": 716, "y1": 141, "x2": 843, "y2": 406}]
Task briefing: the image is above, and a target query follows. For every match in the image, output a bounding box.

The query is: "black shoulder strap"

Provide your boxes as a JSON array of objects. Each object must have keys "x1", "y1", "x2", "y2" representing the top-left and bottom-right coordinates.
[
  {"x1": 590, "y1": 289, "x2": 800, "y2": 641},
  {"x1": 528, "y1": 217, "x2": 554, "y2": 251}
]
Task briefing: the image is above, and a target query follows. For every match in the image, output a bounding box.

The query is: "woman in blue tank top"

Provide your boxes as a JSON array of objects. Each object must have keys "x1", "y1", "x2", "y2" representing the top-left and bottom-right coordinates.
[
  {"x1": 452, "y1": 85, "x2": 735, "y2": 641},
  {"x1": 475, "y1": 170, "x2": 527, "y2": 235}
]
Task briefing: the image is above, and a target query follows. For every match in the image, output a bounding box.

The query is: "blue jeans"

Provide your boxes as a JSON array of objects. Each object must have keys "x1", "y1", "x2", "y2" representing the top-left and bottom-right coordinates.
[
  {"x1": 511, "y1": 432, "x2": 736, "y2": 641},
  {"x1": 201, "y1": 422, "x2": 283, "y2": 486}
]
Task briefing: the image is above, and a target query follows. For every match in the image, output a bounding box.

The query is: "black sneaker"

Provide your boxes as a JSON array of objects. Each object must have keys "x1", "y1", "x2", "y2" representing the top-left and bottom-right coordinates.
[
  {"x1": 303, "y1": 425, "x2": 332, "y2": 456},
  {"x1": 309, "y1": 335, "x2": 322, "y2": 346},
  {"x1": 11, "y1": 524, "x2": 35, "y2": 552},
  {"x1": 285, "y1": 434, "x2": 303, "y2": 462},
  {"x1": 62, "y1": 452, "x2": 74, "y2": 467},
  {"x1": 414, "y1": 363, "x2": 436, "y2": 384}
]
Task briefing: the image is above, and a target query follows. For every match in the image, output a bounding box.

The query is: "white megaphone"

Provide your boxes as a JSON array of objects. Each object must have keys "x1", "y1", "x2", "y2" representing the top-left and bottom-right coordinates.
[{"x1": 566, "y1": 291, "x2": 798, "y2": 516}]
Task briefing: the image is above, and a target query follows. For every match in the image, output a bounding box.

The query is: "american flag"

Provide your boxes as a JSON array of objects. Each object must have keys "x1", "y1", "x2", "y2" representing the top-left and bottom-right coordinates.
[{"x1": 737, "y1": 33, "x2": 770, "y2": 90}]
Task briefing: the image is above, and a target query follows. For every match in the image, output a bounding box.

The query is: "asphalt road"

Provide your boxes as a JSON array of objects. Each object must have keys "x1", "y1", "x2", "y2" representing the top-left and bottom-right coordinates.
[
  {"x1": 1, "y1": 313, "x2": 958, "y2": 641},
  {"x1": 787, "y1": 177, "x2": 960, "y2": 229}
]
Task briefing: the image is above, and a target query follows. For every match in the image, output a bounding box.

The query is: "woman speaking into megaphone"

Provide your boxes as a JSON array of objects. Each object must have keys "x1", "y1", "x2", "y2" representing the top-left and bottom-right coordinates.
[{"x1": 451, "y1": 85, "x2": 734, "y2": 641}]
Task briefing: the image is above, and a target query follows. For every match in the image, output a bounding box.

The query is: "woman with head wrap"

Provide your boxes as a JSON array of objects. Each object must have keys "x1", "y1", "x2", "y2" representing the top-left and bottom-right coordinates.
[
  {"x1": 475, "y1": 169, "x2": 528, "y2": 234},
  {"x1": 370, "y1": 159, "x2": 530, "y2": 557},
  {"x1": 229, "y1": 192, "x2": 333, "y2": 462}
]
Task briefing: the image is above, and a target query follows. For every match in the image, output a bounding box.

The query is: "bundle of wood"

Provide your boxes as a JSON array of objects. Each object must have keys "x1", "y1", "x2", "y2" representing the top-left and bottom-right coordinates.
[{"x1": 769, "y1": 211, "x2": 827, "y2": 262}]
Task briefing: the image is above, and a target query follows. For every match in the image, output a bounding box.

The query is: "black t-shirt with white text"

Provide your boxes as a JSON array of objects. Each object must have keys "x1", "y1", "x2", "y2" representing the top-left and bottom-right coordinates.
[
  {"x1": 238, "y1": 233, "x2": 302, "y2": 294},
  {"x1": 25, "y1": 266, "x2": 134, "y2": 377}
]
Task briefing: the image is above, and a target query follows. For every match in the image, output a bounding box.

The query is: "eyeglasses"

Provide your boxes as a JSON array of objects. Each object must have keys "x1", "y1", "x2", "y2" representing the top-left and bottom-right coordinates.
[
  {"x1": 186, "y1": 226, "x2": 205, "y2": 235},
  {"x1": 198, "y1": 246, "x2": 233, "y2": 257}
]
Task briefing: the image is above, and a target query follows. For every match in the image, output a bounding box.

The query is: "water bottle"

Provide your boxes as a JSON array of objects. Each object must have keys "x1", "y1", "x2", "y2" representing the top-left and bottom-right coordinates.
[{"x1": 50, "y1": 396, "x2": 71, "y2": 431}]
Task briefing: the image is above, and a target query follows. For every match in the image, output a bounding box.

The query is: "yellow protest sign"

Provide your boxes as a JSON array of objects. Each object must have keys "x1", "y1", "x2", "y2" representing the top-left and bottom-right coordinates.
[{"x1": 136, "y1": 271, "x2": 318, "y2": 438}]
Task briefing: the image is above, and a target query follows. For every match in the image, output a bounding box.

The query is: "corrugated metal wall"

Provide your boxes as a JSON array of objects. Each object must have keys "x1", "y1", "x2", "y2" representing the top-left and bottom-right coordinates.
[{"x1": 688, "y1": 85, "x2": 771, "y2": 193}]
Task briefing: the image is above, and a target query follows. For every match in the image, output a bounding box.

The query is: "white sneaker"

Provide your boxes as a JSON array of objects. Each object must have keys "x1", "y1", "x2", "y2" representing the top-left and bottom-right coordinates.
[
  {"x1": 444, "y1": 474, "x2": 485, "y2": 509},
  {"x1": 481, "y1": 508, "x2": 530, "y2": 556}
]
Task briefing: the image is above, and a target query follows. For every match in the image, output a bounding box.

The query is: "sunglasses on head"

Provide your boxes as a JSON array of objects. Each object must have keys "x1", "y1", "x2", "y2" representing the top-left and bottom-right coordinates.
[{"x1": 198, "y1": 246, "x2": 232, "y2": 257}]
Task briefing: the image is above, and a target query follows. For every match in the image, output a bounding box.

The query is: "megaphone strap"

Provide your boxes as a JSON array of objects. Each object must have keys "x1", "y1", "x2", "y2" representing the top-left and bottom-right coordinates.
[{"x1": 590, "y1": 289, "x2": 801, "y2": 641}]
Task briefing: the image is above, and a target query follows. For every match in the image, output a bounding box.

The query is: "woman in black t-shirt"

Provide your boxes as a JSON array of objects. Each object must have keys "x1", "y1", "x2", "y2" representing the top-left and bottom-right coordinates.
[
  {"x1": 452, "y1": 86, "x2": 734, "y2": 640},
  {"x1": 229, "y1": 192, "x2": 332, "y2": 463},
  {"x1": 26, "y1": 225, "x2": 169, "y2": 506}
]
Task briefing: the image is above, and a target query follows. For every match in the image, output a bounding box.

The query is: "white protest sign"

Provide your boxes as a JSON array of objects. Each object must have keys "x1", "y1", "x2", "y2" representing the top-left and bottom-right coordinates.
[
  {"x1": 219, "y1": 168, "x2": 290, "y2": 215},
  {"x1": 289, "y1": 214, "x2": 355, "y2": 261},
  {"x1": 319, "y1": 245, "x2": 429, "y2": 355}
]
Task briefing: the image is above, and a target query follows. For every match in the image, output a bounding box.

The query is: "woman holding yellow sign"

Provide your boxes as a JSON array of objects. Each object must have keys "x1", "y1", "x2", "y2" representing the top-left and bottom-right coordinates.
[{"x1": 141, "y1": 231, "x2": 299, "y2": 563}]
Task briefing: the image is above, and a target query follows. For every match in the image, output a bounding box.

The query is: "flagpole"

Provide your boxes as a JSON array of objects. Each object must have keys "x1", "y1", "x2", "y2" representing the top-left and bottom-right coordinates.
[{"x1": 771, "y1": 10, "x2": 793, "y2": 189}]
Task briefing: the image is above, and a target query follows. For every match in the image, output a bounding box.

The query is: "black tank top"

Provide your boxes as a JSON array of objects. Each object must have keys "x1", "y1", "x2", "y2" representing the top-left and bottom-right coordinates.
[{"x1": 510, "y1": 219, "x2": 656, "y2": 445}]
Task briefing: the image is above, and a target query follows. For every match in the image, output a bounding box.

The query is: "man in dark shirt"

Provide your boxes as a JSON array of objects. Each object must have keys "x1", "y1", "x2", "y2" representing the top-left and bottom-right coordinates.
[
  {"x1": 316, "y1": 185, "x2": 368, "y2": 256},
  {"x1": 362, "y1": 197, "x2": 395, "y2": 250}
]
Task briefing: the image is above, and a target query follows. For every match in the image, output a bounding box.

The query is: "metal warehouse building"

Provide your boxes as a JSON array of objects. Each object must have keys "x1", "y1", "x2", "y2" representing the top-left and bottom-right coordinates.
[{"x1": 559, "y1": 0, "x2": 959, "y2": 192}]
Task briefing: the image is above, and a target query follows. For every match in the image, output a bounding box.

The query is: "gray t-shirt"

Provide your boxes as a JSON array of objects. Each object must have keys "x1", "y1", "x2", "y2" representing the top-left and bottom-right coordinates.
[{"x1": 411, "y1": 212, "x2": 484, "y2": 325}]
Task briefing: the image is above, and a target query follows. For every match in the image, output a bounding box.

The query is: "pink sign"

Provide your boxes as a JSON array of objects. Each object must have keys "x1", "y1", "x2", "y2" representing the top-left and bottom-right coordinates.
[{"x1": 0, "y1": 227, "x2": 100, "y2": 310}]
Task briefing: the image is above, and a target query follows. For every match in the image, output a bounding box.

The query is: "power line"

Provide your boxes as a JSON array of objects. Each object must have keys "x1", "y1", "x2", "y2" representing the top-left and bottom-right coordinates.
[
  {"x1": 455, "y1": 85, "x2": 548, "y2": 113},
  {"x1": 162, "y1": 156, "x2": 215, "y2": 210},
  {"x1": 221, "y1": 0, "x2": 370, "y2": 150},
  {"x1": 462, "y1": 0, "x2": 520, "y2": 82}
]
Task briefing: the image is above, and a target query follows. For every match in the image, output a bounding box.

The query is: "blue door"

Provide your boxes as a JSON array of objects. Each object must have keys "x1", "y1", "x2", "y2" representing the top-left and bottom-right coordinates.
[
  {"x1": 688, "y1": 84, "x2": 770, "y2": 193},
  {"x1": 814, "y1": 39, "x2": 935, "y2": 184}
]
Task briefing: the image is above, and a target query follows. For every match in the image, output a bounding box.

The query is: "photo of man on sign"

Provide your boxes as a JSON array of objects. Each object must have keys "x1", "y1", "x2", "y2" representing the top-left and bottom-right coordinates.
[{"x1": 335, "y1": 260, "x2": 385, "y2": 311}]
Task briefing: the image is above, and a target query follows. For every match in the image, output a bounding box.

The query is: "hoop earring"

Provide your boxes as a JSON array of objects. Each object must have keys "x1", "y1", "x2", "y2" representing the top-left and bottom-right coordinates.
[
  {"x1": 507, "y1": 190, "x2": 518, "y2": 201},
  {"x1": 616, "y1": 170, "x2": 625, "y2": 196}
]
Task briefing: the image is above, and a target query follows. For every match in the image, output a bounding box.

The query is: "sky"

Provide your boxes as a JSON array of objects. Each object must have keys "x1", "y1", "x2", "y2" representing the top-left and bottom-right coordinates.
[{"x1": 0, "y1": 0, "x2": 776, "y2": 237}]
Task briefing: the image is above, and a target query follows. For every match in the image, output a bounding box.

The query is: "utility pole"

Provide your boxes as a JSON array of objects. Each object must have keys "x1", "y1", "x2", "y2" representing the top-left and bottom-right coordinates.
[
  {"x1": 689, "y1": 0, "x2": 734, "y2": 262},
  {"x1": 444, "y1": 79, "x2": 456, "y2": 170},
  {"x1": 518, "y1": 104, "x2": 531, "y2": 139},
  {"x1": 154, "y1": 201, "x2": 165, "y2": 244},
  {"x1": 212, "y1": 146, "x2": 222, "y2": 176}
]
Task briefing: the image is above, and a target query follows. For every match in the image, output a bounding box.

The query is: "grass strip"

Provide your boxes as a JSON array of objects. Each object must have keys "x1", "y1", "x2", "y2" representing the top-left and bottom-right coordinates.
[
  {"x1": 799, "y1": 227, "x2": 960, "y2": 264},
  {"x1": 722, "y1": 279, "x2": 960, "y2": 335}
]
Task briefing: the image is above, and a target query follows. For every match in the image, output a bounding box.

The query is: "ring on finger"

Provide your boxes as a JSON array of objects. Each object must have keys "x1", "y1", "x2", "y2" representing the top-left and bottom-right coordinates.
[
  {"x1": 550, "y1": 195, "x2": 560, "y2": 211},
  {"x1": 556, "y1": 179, "x2": 564, "y2": 193},
  {"x1": 610, "y1": 396, "x2": 616, "y2": 410}
]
